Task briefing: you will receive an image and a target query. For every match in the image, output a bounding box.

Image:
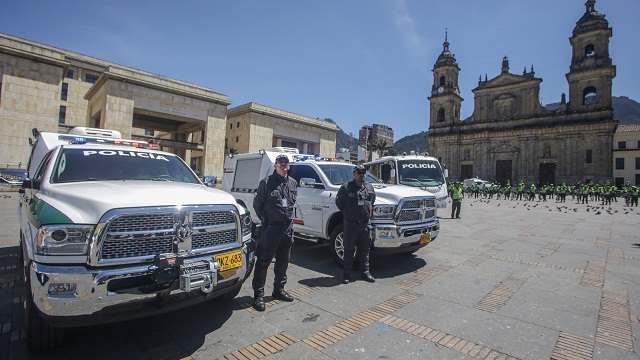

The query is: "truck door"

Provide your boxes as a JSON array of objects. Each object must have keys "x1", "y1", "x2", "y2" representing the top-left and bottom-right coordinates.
[{"x1": 289, "y1": 164, "x2": 327, "y2": 238}]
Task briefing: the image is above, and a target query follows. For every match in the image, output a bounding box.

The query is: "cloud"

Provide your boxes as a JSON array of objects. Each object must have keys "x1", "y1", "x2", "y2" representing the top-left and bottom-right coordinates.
[{"x1": 390, "y1": 0, "x2": 428, "y2": 65}]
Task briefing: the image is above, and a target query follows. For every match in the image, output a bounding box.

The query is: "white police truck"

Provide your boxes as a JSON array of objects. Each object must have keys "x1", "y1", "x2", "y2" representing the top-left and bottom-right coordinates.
[
  {"x1": 364, "y1": 154, "x2": 449, "y2": 208},
  {"x1": 18, "y1": 127, "x2": 255, "y2": 352},
  {"x1": 222, "y1": 148, "x2": 440, "y2": 264}
]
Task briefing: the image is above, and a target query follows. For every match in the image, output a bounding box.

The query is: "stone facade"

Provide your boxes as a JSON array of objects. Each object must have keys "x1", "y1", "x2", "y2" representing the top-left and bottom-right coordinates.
[
  {"x1": 427, "y1": 1, "x2": 618, "y2": 186},
  {"x1": 613, "y1": 124, "x2": 640, "y2": 186},
  {"x1": 0, "y1": 33, "x2": 336, "y2": 178},
  {"x1": 226, "y1": 102, "x2": 337, "y2": 157}
]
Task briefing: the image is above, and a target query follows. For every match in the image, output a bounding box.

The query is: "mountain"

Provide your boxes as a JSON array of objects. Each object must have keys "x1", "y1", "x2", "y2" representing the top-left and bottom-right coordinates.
[{"x1": 333, "y1": 96, "x2": 640, "y2": 155}]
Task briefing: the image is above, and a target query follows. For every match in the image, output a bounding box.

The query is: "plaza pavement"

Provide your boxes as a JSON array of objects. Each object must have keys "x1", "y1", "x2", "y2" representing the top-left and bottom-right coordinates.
[{"x1": 0, "y1": 192, "x2": 639, "y2": 359}]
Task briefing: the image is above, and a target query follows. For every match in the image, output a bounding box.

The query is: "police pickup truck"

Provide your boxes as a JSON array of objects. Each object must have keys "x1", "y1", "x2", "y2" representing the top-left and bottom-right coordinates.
[
  {"x1": 222, "y1": 148, "x2": 440, "y2": 264},
  {"x1": 18, "y1": 127, "x2": 255, "y2": 352}
]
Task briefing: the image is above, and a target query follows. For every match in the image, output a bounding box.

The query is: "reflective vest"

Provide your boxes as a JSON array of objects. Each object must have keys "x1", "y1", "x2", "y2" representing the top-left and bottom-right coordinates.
[{"x1": 451, "y1": 187, "x2": 463, "y2": 201}]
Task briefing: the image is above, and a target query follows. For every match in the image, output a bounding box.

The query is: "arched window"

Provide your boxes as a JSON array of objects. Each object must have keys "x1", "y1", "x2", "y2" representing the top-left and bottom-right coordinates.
[
  {"x1": 584, "y1": 44, "x2": 595, "y2": 57},
  {"x1": 437, "y1": 108, "x2": 446, "y2": 122},
  {"x1": 582, "y1": 87, "x2": 597, "y2": 105},
  {"x1": 439, "y1": 76, "x2": 446, "y2": 86}
]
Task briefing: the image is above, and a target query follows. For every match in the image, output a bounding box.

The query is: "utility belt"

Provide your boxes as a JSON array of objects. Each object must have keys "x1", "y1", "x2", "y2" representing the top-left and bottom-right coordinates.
[
  {"x1": 345, "y1": 218, "x2": 369, "y2": 225},
  {"x1": 267, "y1": 220, "x2": 292, "y2": 226}
]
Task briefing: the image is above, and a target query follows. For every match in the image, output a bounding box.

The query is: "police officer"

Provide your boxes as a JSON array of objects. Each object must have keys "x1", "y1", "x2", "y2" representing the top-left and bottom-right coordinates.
[
  {"x1": 252, "y1": 154, "x2": 298, "y2": 311},
  {"x1": 450, "y1": 181, "x2": 463, "y2": 219},
  {"x1": 336, "y1": 165, "x2": 376, "y2": 284}
]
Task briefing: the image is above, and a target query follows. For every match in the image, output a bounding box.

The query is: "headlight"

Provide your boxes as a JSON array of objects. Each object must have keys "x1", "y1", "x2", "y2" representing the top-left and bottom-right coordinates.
[
  {"x1": 36, "y1": 225, "x2": 94, "y2": 255},
  {"x1": 372, "y1": 205, "x2": 396, "y2": 220},
  {"x1": 240, "y1": 212, "x2": 252, "y2": 237}
]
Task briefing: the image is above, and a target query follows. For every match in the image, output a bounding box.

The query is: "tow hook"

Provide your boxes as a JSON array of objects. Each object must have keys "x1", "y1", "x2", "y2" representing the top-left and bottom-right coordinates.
[{"x1": 201, "y1": 274, "x2": 213, "y2": 293}]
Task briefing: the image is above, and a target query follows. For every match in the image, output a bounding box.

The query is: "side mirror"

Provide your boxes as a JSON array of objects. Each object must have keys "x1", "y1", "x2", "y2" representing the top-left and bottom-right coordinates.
[
  {"x1": 22, "y1": 178, "x2": 41, "y2": 191},
  {"x1": 299, "y1": 178, "x2": 324, "y2": 189},
  {"x1": 443, "y1": 169, "x2": 449, "y2": 178},
  {"x1": 390, "y1": 169, "x2": 396, "y2": 178}
]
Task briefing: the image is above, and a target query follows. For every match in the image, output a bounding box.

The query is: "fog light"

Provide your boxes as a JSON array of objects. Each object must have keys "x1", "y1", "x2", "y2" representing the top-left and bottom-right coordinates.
[{"x1": 48, "y1": 283, "x2": 77, "y2": 296}]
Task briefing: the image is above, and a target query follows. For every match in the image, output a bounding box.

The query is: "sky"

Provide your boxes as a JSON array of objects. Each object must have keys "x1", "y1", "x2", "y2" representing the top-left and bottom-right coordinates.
[{"x1": 1, "y1": 0, "x2": 638, "y2": 140}]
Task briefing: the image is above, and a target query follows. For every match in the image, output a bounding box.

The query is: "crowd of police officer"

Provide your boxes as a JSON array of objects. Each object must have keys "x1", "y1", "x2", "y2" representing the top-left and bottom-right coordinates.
[{"x1": 454, "y1": 179, "x2": 639, "y2": 207}]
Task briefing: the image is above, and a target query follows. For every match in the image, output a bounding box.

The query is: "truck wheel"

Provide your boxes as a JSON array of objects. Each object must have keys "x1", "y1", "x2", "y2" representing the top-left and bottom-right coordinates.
[
  {"x1": 24, "y1": 268, "x2": 63, "y2": 352},
  {"x1": 329, "y1": 224, "x2": 347, "y2": 265}
]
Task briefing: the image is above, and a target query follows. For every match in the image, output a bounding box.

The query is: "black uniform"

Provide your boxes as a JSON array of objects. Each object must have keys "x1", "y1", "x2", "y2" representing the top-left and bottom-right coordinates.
[
  {"x1": 252, "y1": 170, "x2": 297, "y2": 298},
  {"x1": 335, "y1": 179, "x2": 376, "y2": 276}
]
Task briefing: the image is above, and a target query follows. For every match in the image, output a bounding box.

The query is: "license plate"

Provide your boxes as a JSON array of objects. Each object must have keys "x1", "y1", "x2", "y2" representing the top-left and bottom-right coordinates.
[
  {"x1": 419, "y1": 233, "x2": 431, "y2": 245},
  {"x1": 215, "y1": 250, "x2": 243, "y2": 271}
]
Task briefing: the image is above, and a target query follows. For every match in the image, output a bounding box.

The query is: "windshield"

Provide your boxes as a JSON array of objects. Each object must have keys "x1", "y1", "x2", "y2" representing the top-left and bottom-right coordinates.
[
  {"x1": 397, "y1": 159, "x2": 445, "y2": 187},
  {"x1": 51, "y1": 148, "x2": 200, "y2": 184},
  {"x1": 317, "y1": 164, "x2": 382, "y2": 185}
]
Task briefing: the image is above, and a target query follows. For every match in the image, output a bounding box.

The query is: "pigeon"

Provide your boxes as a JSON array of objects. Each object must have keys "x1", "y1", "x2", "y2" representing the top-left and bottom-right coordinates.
[{"x1": 595, "y1": 211, "x2": 601, "y2": 215}]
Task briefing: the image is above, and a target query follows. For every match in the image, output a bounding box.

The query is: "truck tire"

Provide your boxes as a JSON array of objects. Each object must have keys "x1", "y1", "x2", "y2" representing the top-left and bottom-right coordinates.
[
  {"x1": 330, "y1": 224, "x2": 354, "y2": 266},
  {"x1": 24, "y1": 266, "x2": 63, "y2": 352}
]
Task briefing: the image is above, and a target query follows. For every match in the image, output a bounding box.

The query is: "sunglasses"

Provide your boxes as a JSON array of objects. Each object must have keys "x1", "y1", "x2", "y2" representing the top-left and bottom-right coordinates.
[
  {"x1": 356, "y1": 171, "x2": 366, "y2": 175},
  {"x1": 276, "y1": 160, "x2": 289, "y2": 165}
]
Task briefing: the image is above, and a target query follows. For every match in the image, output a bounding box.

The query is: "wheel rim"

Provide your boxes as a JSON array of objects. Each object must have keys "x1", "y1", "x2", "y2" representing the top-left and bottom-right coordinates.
[{"x1": 335, "y1": 232, "x2": 345, "y2": 260}]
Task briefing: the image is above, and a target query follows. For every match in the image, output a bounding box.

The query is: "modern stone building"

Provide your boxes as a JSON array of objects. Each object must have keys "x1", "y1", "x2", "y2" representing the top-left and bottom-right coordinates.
[
  {"x1": 0, "y1": 33, "x2": 336, "y2": 179},
  {"x1": 226, "y1": 102, "x2": 336, "y2": 156},
  {"x1": 427, "y1": 0, "x2": 617, "y2": 186},
  {"x1": 612, "y1": 124, "x2": 640, "y2": 186}
]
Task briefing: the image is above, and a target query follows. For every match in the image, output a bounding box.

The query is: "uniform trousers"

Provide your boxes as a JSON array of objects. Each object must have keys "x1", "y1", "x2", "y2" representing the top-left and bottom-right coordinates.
[
  {"x1": 252, "y1": 223, "x2": 293, "y2": 297},
  {"x1": 451, "y1": 200, "x2": 461, "y2": 218},
  {"x1": 343, "y1": 221, "x2": 371, "y2": 274}
]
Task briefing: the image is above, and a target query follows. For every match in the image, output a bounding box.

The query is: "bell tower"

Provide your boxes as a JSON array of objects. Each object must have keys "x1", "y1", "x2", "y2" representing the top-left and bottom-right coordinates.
[
  {"x1": 428, "y1": 30, "x2": 463, "y2": 130},
  {"x1": 565, "y1": 0, "x2": 616, "y2": 111}
]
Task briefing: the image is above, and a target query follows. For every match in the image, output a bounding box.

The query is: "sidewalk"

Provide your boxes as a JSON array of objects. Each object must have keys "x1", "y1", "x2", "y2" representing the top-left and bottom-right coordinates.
[{"x1": 0, "y1": 193, "x2": 638, "y2": 359}]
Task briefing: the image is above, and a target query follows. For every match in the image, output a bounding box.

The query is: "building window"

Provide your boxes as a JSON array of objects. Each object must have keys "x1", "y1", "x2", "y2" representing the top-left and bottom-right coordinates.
[
  {"x1": 615, "y1": 158, "x2": 624, "y2": 170},
  {"x1": 637, "y1": 140, "x2": 640, "y2": 149},
  {"x1": 618, "y1": 141, "x2": 626, "y2": 149},
  {"x1": 58, "y1": 106, "x2": 66, "y2": 124},
  {"x1": 636, "y1": 174, "x2": 640, "y2": 186},
  {"x1": 237, "y1": 121, "x2": 240, "y2": 128},
  {"x1": 437, "y1": 108, "x2": 445, "y2": 122},
  {"x1": 585, "y1": 150, "x2": 592, "y2": 164},
  {"x1": 66, "y1": 69, "x2": 74, "y2": 79},
  {"x1": 235, "y1": 136, "x2": 239, "y2": 143},
  {"x1": 282, "y1": 140, "x2": 297, "y2": 148},
  {"x1": 230, "y1": 123, "x2": 233, "y2": 129},
  {"x1": 61, "y1": 83, "x2": 68, "y2": 101},
  {"x1": 584, "y1": 44, "x2": 595, "y2": 57},
  {"x1": 636, "y1": 157, "x2": 640, "y2": 170},
  {"x1": 582, "y1": 87, "x2": 597, "y2": 105},
  {"x1": 439, "y1": 76, "x2": 445, "y2": 86},
  {"x1": 85, "y1": 73, "x2": 99, "y2": 83},
  {"x1": 144, "y1": 129, "x2": 154, "y2": 136}
]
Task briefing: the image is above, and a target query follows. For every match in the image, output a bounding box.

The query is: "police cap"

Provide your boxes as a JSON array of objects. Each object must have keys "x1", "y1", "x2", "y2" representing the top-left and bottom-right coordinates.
[
  {"x1": 275, "y1": 154, "x2": 289, "y2": 164},
  {"x1": 353, "y1": 165, "x2": 366, "y2": 173}
]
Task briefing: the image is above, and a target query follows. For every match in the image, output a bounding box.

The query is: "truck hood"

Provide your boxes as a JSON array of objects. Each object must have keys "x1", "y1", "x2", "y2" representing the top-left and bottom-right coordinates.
[
  {"x1": 370, "y1": 183, "x2": 435, "y2": 205},
  {"x1": 40, "y1": 181, "x2": 239, "y2": 224}
]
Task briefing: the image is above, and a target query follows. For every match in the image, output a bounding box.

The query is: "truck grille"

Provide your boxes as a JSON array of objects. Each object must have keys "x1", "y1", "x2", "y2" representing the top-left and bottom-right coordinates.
[
  {"x1": 95, "y1": 205, "x2": 240, "y2": 264},
  {"x1": 396, "y1": 198, "x2": 436, "y2": 224}
]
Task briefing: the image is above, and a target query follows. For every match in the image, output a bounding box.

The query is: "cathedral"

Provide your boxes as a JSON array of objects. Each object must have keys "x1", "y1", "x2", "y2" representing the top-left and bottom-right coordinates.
[{"x1": 427, "y1": 0, "x2": 617, "y2": 186}]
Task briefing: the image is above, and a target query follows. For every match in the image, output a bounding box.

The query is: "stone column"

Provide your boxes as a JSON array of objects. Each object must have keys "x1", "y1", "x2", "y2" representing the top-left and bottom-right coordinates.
[
  {"x1": 102, "y1": 96, "x2": 134, "y2": 139},
  {"x1": 203, "y1": 114, "x2": 226, "y2": 178}
]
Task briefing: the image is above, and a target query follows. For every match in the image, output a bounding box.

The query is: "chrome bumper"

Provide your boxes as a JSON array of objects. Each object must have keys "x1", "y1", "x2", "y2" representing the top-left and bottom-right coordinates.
[
  {"x1": 373, "y1": 219, "x2": 440, "y2": 248},
  {"x1": 29, "y1": 243, "x2": 254, "y2": 322}
]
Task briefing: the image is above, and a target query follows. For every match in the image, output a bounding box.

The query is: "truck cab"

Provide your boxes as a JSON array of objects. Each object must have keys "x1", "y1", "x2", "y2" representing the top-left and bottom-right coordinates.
[
  {"x1": 222, "y1": 148, "x2": 440, "y2": 264},
  {"x1": 18, "y1": 127, "x2": 255, "y2": 352}
]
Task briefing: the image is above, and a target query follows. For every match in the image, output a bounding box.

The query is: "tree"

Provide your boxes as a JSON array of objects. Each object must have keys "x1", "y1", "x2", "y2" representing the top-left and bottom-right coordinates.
[{"x1": 374, "y1": 140, "x2": 391, "y2": 158}]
